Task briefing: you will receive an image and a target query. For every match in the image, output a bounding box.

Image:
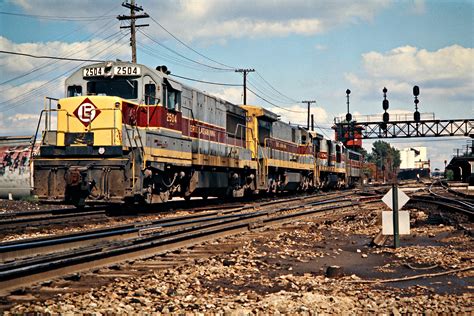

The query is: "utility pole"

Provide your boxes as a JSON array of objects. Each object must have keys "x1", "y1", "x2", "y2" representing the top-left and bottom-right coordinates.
[
  {"x1": 117, "y1": 0, "x2": 149, "y2": 63},
  {"x1": 301, "y1": 100, "x2": 316, "y2": 130},
  {"x1": 235, "y1": 68, "x2": 255, "y2": 105}
]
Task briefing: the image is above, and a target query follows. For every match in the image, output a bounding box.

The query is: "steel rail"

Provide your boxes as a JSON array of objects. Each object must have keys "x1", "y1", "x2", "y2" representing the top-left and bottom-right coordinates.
[
  {"x1": 428, "y1": 181, "x2": 474, "y2": 210},
  {"x1": 409, "y1": 196, "x2": 474, "y2": 220},
  {"x1": 0, "y1": 205, "x2": 252, "y2": 262},
  {"x1": 438, "y1": 180, "x2": 474, "y2": 201},
  {"x1": 0, "y1": 210, "x2": 108, "y2": 229},
  {"x1": 0, "y1": 196, "x2": 355, "y2": 294},
  {"x1": 0, "y1": 207, "x2": 81, "y2": 220}
]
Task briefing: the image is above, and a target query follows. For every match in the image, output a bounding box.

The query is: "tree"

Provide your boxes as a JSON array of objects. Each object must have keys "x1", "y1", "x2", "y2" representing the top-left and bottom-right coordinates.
[
  {"x1": 367, "y1": 141, "x2": 401, "y2": 180},
  {"x1": 352, "y1": 146, "x2": 368, "y2": 161}
]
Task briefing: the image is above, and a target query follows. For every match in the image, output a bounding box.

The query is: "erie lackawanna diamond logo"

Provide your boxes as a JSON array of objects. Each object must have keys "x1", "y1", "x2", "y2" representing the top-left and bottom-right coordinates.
[{"x1": 73, "y1": 98, "x2": 101, "y2": 127}]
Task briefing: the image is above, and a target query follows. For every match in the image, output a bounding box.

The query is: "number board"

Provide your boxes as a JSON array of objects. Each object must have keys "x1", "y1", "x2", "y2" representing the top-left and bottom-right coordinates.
[
  {"x1": 83, "y1": 67, "x2": 105, "y2": 77},
  {"x1": 114, "y1": 66, "x2": 141, "y2": 76},
  {"x1": 83, "y1": 66, "x2": 141, "y2": 77}
]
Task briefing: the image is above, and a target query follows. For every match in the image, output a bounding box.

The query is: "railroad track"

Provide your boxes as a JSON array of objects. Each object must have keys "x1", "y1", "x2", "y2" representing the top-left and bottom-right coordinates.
[
  {"x1": 409, "y1": 195, "x2": 474, "y2": 220},
  {"x1": 424, "y1": 180, "x2": 474, "y2": 217},
  {"x1": 438, "y1": 180, "x2": 474, "y2": 200},
  {"x1": 0, "y1": 190, "x2": 355, "y2": 237},
  {"x1": 407, "y1": 180, "x2": 474, "y2": 223},
  {"x1": 0, "y1": 193, "x2": 357, "y2": 295},
  {"x1": 0, "y1": 206, "x2": 109, "y2": 232},
  {"x1": 0, "y1": 191, "x2": 356, "y2": 262}
]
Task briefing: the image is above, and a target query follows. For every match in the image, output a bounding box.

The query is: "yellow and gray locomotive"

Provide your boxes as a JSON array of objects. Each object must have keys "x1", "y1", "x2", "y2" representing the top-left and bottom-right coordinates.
[{"x1": 33, "y1": 61, "x2": 361, "y2": 206}]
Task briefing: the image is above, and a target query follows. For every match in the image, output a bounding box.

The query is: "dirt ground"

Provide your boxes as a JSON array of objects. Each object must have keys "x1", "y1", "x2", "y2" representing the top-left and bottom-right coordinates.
[{"x1": 2, "y1": 200, "x2": 473, "y2": 314}]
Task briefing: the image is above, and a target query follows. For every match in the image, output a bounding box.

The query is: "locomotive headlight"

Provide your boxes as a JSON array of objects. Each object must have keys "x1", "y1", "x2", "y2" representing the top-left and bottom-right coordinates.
[
  {"x1": 98, "y1": 147, "x2": 105, "y2": 155},
  {"x1": 115, "y1": 102, "x2": 120, "y2": 108}
]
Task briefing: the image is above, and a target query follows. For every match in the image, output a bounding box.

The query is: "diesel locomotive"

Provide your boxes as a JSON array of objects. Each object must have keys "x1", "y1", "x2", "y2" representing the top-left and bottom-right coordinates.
[{"x1": 32, "y1": 61, "x2": 361, "y2": 206}]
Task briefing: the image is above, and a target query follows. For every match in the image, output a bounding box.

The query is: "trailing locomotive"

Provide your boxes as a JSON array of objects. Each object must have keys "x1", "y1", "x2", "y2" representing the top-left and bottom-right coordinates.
[{"x1": 32, "y1": 61, "x2": 361, "y2": 206}]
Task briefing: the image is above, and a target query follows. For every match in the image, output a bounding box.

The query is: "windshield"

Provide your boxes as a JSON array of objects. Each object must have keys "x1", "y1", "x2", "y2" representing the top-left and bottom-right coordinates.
[{"x1": 87, "y1": 79, "x2": 138, "y2": 99}]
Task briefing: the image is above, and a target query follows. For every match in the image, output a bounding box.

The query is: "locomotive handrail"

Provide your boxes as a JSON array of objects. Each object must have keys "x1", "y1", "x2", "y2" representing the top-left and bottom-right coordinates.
[
  {"x1": 44, "y1": 96, "x2": 59, "y2": 132},
  {"x1": 31, "y1": 109, "x2": 47, "y2": 164},
  {"x1": 32, "y1": 109, "x2": 69, "y2": 144},
  {"x1": 233, "y1": 123, "x2": 253, "y2": 150},
  {"x1": 35, "y1": 104, "x2": 124, "y2": 148},
  {"x1": 87, "y1": 107, "x2": 123, "y2": 146}
]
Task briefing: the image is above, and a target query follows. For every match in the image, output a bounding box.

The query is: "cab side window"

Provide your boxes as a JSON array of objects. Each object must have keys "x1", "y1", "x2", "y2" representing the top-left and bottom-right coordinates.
[
  {"x1": 162, "y1": 84, "x2": 181, "y2": 111},
  {"x1": 67, "y1": 85, "x2": 82, "y2": 97},
  {"x1": 145, "y1": 83, "x2": 157, "y2": 105}
]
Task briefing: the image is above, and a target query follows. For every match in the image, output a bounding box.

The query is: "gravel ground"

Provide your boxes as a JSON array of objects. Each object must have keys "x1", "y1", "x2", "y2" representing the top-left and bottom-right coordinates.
[
  {"x1": 2, "y1": 200, "x2": 473, "y2": 314},
  {"x1": 0, "y1": 198, "x2": 69, "y2": 213}
]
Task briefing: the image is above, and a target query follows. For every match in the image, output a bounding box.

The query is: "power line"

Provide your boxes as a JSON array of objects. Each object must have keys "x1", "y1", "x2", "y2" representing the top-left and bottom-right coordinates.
[
  {"x1": 148, "y1": 16, "x2": 236, "y2": 70},
  {"x1": 138, "y1": 43, "x2": 230, "y2": 73},
  {"x1": 139, "y1": 30, "x2": 233, "y2": 72},
  {"x1": 0, "y1": 26, "x2": 121, "y2": 87},
  {"x1": 0, "y1": 33, "x2": 130, "y2": 111},
  {"x1": 247, "y1": 87, "x2": 306, "y2": 113},
  {"x1": 0, "y1": 50, "x2": 105, "y2": 62},
  {"x1": 170, "y1": 74, "x2": 242, "y2": 87},
  {"x1": 0, "y1": 11, "x2": 116, "y2": 21},
  {"x1": 255, "y1": 71, "x2": 298, "y2": 103},
  {"x1": 247, "y1": 80, "x2": 295, "y2": 105},
  {"x1": 1, "y1": 5, "x2": 120, "y2": 82}
]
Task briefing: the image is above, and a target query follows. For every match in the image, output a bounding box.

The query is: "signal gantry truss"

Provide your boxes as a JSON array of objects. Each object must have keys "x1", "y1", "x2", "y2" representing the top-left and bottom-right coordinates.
[{"x1": 335, "y1": 119, "x2": 474, "y2": 140}]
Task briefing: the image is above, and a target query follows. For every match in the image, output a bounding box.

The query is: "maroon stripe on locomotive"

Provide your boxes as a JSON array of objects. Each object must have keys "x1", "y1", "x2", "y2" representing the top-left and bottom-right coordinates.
[{"x1": 122, "y1": 104, "x2": 246, "y2": 148}]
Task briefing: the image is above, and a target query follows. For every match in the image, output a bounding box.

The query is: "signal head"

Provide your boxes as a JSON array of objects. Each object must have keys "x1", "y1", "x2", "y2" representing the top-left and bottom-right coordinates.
[
  {"x1": 383, "y1": 87, "x2": 388, "y2": 94},
  {"x1": 413, "y1": 85, "x2": 420, "y2": 96},
  {"x1": 414, "y1": 110, "x2": 420, "y2": 122},
  {"x1": 346, "y1": 89, "x2": 351, "y2": 95}
]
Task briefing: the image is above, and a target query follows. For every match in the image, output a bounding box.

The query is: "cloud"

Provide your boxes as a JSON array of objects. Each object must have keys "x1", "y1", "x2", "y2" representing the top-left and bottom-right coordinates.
[
  {"x1": 207, "y1": 87, "x2": 243, "y2": 104},
  {"x1": 0, "y1": 36, "x2": 130, "y2": 75},
  {"x1": 193, "y1": 18, "x2": 324, "y2": 39},
  {"x1": 11, "y1": 0, "x2": 392, "y2": 41},
  {"x1": 411, "y1": 0, "x2": 426, "y2": 14},
  {"x1": 361, "y1": 45, "x2": 473, "y2": 83},
  {"x1": 345, "y1": 45, "x2": 474, "y2": 114},
  {"x1": 314, "y1": 44, "x2": 327, "y2": 51},
  {"x1": 0, "y1": 34, "x2": 131, "y2": 135},
  {"x1": 0, "y1": 111, "x2": 50, "y2": 135}
]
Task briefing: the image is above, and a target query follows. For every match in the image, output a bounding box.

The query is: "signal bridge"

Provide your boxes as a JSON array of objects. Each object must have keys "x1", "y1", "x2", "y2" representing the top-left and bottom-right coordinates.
[{"x1": 333, "y1": 87, "x2": 473, "y2": 142}]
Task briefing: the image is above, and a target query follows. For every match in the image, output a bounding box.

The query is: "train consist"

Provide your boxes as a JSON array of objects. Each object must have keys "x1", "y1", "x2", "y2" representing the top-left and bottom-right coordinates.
[{"x1": 33, "y1": 61, "x2": 362, "y2": 206}]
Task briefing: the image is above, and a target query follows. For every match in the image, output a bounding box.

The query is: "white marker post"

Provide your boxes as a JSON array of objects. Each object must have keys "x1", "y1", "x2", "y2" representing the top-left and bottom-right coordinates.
[{"x1": 382, "y1": 186, "x2": 410, "y2": 248}]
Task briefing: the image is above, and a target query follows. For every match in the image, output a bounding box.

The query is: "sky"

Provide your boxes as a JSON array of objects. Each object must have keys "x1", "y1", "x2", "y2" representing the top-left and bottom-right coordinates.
[{"x1": 0, "y1": 0, "x2": 472, "y2": 170}]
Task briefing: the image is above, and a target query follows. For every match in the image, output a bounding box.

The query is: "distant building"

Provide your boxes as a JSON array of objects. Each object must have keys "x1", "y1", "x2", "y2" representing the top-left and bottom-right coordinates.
[
  {"x1": 398, "y1": 146, "x2": 430, "y2": 180},
  {"x1": 399, "y1": 147, "x2": 428, "y2": 169}
]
